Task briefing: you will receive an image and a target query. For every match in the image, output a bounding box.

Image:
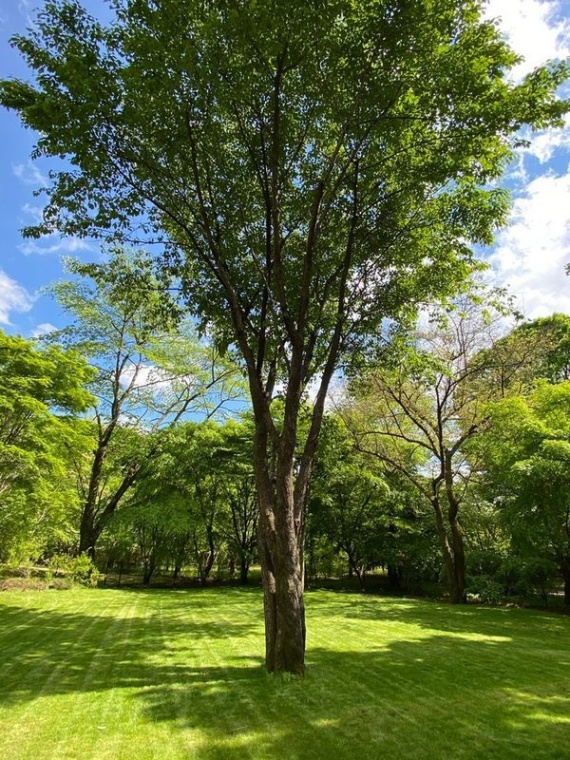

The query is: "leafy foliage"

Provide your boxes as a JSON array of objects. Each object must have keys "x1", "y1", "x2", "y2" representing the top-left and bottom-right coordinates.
[
  {"x1": 0, "y1": 329, "x2": 93, "y2": 561},
  {"x1": 479, "y1": 382, "x2": 570, "y2": 601}
]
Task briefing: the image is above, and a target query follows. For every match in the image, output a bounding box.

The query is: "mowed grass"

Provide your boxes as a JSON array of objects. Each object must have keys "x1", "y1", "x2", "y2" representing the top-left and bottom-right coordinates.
[{"x1": 0, "y1": 588, "x2": 569, "y2": 760}]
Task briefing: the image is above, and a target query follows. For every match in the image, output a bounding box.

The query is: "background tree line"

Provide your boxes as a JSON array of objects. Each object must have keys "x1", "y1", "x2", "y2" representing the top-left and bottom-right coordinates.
[{"x1": 2, "y1": 254, "x2": 570, "y2": 608}]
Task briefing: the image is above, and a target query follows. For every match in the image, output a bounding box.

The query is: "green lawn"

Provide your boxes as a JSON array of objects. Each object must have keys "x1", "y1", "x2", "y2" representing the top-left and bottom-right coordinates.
[{"x1": 0, "y1": 588, "x2": 568, "y2": 760}]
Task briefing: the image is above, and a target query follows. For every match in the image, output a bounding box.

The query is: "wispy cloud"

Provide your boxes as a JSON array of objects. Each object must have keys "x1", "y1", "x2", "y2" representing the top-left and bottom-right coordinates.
[
  {"x1": 31, "y1": 322, "x2": 57, "y2": 337},
  {"x1": 21, "y1": 202, "x2": 44, "y2": 224},
  {"x1": 13, "y1": 161, "x2": 48, "y2": 187},
  {"x1": 17, "y1": 0, "x2": 36, "y2": 27},
  {"x1": 19, "y1": 236, "x2": 92, "y2": 256},
  {"x1": 0, "y1": 270, "x2": 34, "y2": 325}
]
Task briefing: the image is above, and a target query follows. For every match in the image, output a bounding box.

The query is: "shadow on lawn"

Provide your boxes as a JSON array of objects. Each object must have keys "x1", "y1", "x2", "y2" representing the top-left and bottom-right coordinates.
[{"x1": 0, "y1": 589, "x2": 569, "y2": 760}]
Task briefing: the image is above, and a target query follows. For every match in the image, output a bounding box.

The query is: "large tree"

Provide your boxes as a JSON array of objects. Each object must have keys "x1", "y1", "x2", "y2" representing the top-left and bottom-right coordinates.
[
  {"x1": 2, "y1": 0, "x2": 568, "y2": 673},
  {"x1": 480, "y1": 314, "x2": 570, "y2": 396},
  {"x1": 479, "y1": 382, "x2": 570, "y2": 605}
]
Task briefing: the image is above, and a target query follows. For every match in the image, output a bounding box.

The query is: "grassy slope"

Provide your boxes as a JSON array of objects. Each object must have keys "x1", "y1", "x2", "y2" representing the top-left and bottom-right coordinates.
[{"x1": 0, "y1": 588, "x2": 568, "y2": 760}]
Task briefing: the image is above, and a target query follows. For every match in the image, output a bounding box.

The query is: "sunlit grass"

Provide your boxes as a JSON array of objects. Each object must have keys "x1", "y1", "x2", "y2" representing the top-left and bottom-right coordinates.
[{"x1": 0, "y1": 587, "x2": 568, "y2": 759}]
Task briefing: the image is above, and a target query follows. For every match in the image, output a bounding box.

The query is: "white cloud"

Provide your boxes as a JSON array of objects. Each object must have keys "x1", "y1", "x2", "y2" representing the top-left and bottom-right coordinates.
[
  {"x1": 19, "y1": 235, "x2": 92, "y2": 256},
  {"x1": 481, "y1": 3, "x2": 570, "y2": 318},
  {"x1": 21, "y1": 203, "x2": 44, "y2": 225},
  {"x1": 520, "y1": 113, "x2": 570, "y2": 164},
  {"x1": 489, "y1": 168, "x2": 570, "y2": 317},
  {"x1": 121, "y1": 364, "x2": 177, "y2": 394},
  {"x1": 485, "y1": 0, "x2": 570, "y2": 81},
  {"x1": 0, "y1": 270, "x2": 34, "y2": 325},
  {"x1": 13, "y1": 161, "x2": 48, "y2": 187},
  {"x1": 18, "y1": 199, "x2": 92, "y2": 256},
  {"x1": 31, "y1": 322, "x2": 57, "y2": 337}
]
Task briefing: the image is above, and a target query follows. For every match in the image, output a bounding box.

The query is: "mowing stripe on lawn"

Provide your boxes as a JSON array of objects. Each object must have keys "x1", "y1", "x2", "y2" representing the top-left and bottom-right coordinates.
[{"x1": 1, "y1": 588, "x2": 569, "y2": 760}]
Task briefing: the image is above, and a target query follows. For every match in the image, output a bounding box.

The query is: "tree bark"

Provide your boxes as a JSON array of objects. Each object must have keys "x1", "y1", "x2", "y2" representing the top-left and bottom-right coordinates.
[
  {"x1": 444, "y1": 454, "x2": 467, "y2": 604},
  {"x1": 449, "y1": 514, "x2": 466, "y2": 603},
  {"x1": 143, "y1": 559, "x2": 155, "y2": 587},
  {"x1": 431, "y1": 492, "x2": 466, "y2": 604},
  {"x1": 254, "y1": 419, "x2": 306, "y2": 675},
  {"x1": 239, "y1": 556, "x2": 249, "y2": 585},
  {"x1": 257, "y1": 487, "x2": 306, "y2": 674},
  {"x1": 78, "y1": 511, "x2": 97, "y2": 559}
]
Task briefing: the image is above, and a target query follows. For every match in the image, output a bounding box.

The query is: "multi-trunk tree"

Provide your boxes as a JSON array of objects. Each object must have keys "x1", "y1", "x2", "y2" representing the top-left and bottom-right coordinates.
[
  {"x1": 344, "y1": 294, "x2": 511, "y2": 602},
  {"x1": 2, "y1": 0, "x2": 568, "y2": 672},
  {"x1": 49, "y1": 249, "x2": 241, "y2": 557}
]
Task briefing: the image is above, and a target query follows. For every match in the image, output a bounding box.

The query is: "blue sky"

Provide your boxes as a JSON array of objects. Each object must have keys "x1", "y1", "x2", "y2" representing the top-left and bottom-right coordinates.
[{"x1": 1, "y1": 0, "x2": 570, "y2": 337}]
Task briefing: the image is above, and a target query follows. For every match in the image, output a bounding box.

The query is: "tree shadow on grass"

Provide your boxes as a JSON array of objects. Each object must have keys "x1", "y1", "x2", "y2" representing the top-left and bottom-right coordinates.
[
  {"x1": 0, "y1": 589, "x2": 569, "y2": 759},
  {"x1": 137, "y1": 635, "x2": 570, "y2": 760}
]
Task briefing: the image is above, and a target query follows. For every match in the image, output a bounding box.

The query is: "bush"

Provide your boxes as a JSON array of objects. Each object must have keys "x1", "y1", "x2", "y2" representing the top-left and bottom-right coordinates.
[
  {"x1": 466, "y1": 576, "x2": 504, "y2": 605},
  {"x1": 47, "y1": 553, "x2": 102, "y2": 587},
  {"x1": 497, "y1": 556, "x2": 558, "y2": 600}
]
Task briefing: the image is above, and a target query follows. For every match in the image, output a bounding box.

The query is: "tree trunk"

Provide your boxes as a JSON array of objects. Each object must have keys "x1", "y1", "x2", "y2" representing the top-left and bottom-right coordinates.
[
  {"x1": 199, "y1": 551, "x2": 214, "y2": 584},
  {"x1": 449, "y1": 515, "x2": 466, "y2": 603},
  {"x1": 257, "y1": 464, "x2": 306, "y2": 675},
  {"x1": 444, "y1": 460, "x2": 467, "y2": 604},
  {"x1": 346, "y1": 551, "x2": 366, "y2": 591},
  {"x1": 143, "y1": 559, "x2": 155, "y2": 587},
  {"x1": 239, "y1": 555, "x2": 249, "y2": 585},
  {"x1": 431, "y1": 493, "x2": 466, "y2": 604},
  {"x1": 78, "y1": 513, "x2": 97, "y2": 559}
]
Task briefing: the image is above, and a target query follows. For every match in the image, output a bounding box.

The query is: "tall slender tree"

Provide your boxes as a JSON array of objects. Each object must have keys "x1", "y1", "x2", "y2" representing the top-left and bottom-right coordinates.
[{"x1": 2, "y1": 0, "x2": 568, "y2": 672}]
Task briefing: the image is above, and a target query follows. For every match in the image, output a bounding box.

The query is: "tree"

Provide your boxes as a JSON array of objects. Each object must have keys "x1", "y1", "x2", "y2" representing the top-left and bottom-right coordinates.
[
  {"x1": 0, "y1": 329, "x2": 93, "y2": 560},
  {"x1": 217, "y1": 421, "x2": 258, "y2": 585},
  {"x1": 309, "y1": 415, "x2": 438, "y2": 592},
  {"x1": 344, "y1": 294, "x2": 510, "y2": 602},
  {"x1": 480, "y1": 314, "x2": 570, "y2": 396},
  {"x1": 478, "y1": 381, "x2": 570, "y2": 605},
  {"x1": 127, "y1": 420, "x2": 253, "y2": 584},
  {"x1": 2, "y1": 0, "x2": 568, "y2": 672},
  {"x1": 49, "y1": 249, "x2": 241, "y2": 557},
  {"x1": 308, "y1": 416, "x2": 388, "y2": 590}
]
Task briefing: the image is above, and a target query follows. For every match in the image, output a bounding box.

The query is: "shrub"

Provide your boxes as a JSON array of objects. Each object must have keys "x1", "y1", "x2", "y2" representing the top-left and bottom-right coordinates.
[
  {"x1": 466, "y1": 576, "x2": 504, "y2": 605},
  {"x1": 47, "y1": 553, "x2": 102, "y2": 587}
]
